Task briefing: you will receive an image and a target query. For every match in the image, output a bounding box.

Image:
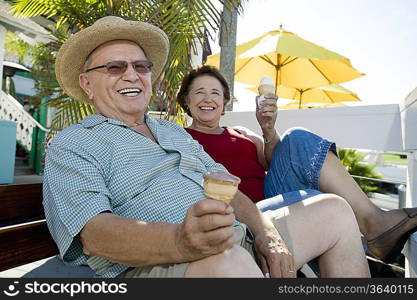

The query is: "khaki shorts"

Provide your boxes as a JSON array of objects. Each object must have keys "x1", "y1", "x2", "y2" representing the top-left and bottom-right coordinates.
[{"x1": 118, "y1": 207, "x2": 293, "y2": 278}]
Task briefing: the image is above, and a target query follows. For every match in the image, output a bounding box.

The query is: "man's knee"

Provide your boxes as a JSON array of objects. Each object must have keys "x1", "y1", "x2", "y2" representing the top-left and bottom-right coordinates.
[
  {"x1": 318, "y1": 193, "x2": 357, "y2": 227},
  {"x1": 306, "y1": 194, "x2": 361, "y2": 250},
  {"x1": 185, "y1": 245, "x2": 263, "y2": 277}
]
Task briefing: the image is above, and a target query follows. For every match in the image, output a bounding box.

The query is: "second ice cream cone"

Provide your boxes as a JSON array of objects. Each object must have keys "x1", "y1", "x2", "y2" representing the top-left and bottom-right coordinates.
[
  {"x1": 257, "y1": 77, "x2": 275, "y2": 106},
  {"x1": 258, "y1": 84, "x2": 275, "y2": 95}
]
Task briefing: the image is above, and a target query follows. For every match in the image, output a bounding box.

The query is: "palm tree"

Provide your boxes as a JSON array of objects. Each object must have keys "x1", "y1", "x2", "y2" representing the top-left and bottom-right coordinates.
[{"x1": 10, "y1": 0, "x2": 245, "y2": 140}]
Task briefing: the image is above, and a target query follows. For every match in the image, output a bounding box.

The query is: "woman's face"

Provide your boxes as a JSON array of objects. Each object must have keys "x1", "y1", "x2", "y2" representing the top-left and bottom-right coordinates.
[{"x1": 186, "y1": 75, "x2": 225, "y2": 127}]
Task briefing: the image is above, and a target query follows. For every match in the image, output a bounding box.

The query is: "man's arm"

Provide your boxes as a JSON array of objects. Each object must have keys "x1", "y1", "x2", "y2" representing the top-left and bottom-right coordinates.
[
  {"x1": 80, "y1": 213, "x2": 181, "y2": 266},
  {"x1": 80, "y1": 199, "x2": 236, "y2": 267}
]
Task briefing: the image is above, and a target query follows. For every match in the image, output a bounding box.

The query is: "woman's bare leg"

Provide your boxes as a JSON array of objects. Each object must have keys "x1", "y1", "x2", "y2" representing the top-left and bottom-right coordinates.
[
  {"x1": 319, "y1": 151, "x2": 407, "y2": 240},
  {"x1": 280, "y1": 193, "x2": 370, "y2": 277}
]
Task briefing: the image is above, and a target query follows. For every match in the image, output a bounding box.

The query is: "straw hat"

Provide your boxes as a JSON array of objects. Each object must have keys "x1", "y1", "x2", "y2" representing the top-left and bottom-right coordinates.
[{"x1": 55, "y1": 16, "x2": 170, "y2": 104}]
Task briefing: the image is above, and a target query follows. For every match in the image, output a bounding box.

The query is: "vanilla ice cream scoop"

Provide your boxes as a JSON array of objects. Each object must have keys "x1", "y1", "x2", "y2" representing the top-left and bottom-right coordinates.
[
  {"x1": 258, "y1": 76, "x2": 275, "y2": 95},
  {"x1": 203, "y1": 171, "x2": 241, "y2": 204},
  {"x1": 257, "y1": 76, "x2": 275, "y2": 105}
]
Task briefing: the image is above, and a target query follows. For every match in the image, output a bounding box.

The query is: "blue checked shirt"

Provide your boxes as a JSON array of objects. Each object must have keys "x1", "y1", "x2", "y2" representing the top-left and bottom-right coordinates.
[{"x1": 43, "y1": 114, "x2": 227, "y2": 278}]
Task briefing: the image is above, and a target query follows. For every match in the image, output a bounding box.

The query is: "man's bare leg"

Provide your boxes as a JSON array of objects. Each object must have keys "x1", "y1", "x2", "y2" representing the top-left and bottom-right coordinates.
[
  {"x1": 278, "y1": 193, "x2": 370, "y2": 277},
  {"x1": 184, "y1": 245, "x2": 263, "y2": 277}
]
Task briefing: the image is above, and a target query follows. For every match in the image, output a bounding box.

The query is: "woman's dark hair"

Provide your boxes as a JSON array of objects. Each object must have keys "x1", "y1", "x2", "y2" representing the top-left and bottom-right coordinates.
[{"x1": 176, "y1": 65, "x2": 231, "y2": 117}]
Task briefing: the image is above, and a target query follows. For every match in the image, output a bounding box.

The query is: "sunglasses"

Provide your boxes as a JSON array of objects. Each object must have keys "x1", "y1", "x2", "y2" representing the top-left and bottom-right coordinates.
[{"x1": 85, "y1": 60, "x2": 153, "y2": 75}]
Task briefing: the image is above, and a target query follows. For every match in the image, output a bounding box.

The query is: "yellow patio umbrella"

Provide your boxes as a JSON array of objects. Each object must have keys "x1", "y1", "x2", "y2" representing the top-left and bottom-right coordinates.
[
  {"x1": 247, "y1": 83, "x2": 361, "y2": 108},
  {"x1": 206, "y1": 28, "x2": 364, "y2": 90},
  {"x1": 279, "y1": 101, "x2": 346, "y2": 110}
]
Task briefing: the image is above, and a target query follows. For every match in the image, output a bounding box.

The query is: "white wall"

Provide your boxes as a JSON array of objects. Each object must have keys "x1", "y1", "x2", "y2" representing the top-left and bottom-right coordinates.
[
  {"x1": 221, "y1": 104, "x2": 403, "y2": 152},
  {"x1": 401, "y1": 87, "x2": 417, "y2": 277}
]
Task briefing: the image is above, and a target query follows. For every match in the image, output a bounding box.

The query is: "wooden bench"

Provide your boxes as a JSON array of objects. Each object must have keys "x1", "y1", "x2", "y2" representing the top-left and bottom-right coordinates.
[
  {"x1": 0, "y1": 183, "x2": 94, "y2": 277},
  {"x1": 0, "y1": 183, "x2": 58, "y2": 272}
]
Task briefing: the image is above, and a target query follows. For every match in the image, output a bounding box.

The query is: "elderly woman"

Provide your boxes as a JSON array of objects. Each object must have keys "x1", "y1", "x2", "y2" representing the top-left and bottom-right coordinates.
[{"x1": 177, "y1": 65, "x2": 417, "y2": 264}]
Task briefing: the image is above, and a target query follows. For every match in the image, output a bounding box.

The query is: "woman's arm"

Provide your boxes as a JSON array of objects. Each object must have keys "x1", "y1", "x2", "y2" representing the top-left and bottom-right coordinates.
[
  {"x1": 256, "y1": 94, "x2": 281, "y2": 166},
  {"x1": 230, "y1": 191, "x2": 295, "y2": 278},
  {"x1": 233, "y1": 124, "x2": 281, "y2": 169},
  {"x1": 262, "y1": 128, "x2": 281, "y2": 166},
  {"x1": 233, "y1": 126, "x2": 269, "y2": 169}
]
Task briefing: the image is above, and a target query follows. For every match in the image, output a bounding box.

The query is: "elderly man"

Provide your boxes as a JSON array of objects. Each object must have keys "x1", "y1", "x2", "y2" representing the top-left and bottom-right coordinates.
[{"x1": 43, "y1": 16, "x2": 370, "y2": 278}]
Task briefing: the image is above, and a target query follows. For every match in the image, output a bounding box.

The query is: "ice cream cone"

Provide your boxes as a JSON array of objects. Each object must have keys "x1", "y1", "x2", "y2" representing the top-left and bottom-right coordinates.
[
  {"x1": 258, "y1": 84, "x2": 275, "y2": 95},
  {"x1": 257, "y1": 77, "x2": 275, "y2": 106},
  {"x1": 203, "y1": 171, "x2": 241, "y2": 204}
]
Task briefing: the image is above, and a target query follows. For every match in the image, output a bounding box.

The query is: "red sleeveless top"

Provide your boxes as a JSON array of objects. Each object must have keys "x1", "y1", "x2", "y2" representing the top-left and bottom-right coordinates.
[{"x1": 185, "y1": 127, "x2": 266, "y2": 202}]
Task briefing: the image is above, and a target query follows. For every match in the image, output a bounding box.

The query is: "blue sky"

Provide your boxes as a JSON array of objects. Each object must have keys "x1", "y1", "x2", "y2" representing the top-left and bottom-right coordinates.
[{"x1": 211, "y1": 0, "x2": 417, "y2": 110}]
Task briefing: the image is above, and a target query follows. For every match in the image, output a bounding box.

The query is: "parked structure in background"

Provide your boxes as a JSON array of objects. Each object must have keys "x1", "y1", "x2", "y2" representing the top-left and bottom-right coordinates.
[
  {"x1": 2, "y1": 60, "x2": 29, "y2": 96},
  {"x1": 0, "y1": 0, "x2": 50, "y2": 89}
]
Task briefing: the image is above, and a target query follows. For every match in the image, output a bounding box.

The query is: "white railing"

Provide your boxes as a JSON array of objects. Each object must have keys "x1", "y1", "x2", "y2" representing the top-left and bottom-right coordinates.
[
  {"x1": 0, "y1": 90, "x2": 49, "y2": 152},
  {"x1": 221, "y1": 88, "x2": 417, "y2": 278}
]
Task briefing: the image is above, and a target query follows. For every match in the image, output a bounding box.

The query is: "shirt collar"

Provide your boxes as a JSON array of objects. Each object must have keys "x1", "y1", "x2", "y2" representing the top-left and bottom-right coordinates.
[{"x1": 81, "y1": 114, "x2": 153, "y2": 129}]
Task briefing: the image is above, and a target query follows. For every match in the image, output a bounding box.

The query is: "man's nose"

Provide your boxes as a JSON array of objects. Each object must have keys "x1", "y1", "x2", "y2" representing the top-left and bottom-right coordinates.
[{"x1": 122, "y1": 63, "x2": 139, "y2": 81}]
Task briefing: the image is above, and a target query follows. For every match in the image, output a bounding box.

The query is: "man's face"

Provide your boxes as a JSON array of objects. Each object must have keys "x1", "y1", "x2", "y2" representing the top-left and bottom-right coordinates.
[{"x1": 79, "y1": 40, "x2": 152, "y2": 121}]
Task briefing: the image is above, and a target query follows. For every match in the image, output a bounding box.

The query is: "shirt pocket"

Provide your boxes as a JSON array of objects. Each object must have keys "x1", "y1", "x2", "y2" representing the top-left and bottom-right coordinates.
[
  {"x1": 171, "y1": 136, "x2": 200, "y2": 153},
  {"x1": 171, "y1": 137, "x2": 208, "y2": 174}
]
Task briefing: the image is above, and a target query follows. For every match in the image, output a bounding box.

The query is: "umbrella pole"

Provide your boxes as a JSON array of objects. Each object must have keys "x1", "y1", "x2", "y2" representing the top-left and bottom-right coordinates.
[
  {"x1": 298, "y1": 90, "x2": 303, "y2": 109},
  {"x1": 275, "y1": 54, "x2": 280, "y2": 95}
]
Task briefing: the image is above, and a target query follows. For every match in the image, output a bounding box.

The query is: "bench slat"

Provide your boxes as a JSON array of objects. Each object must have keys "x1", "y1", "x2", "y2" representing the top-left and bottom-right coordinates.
[
  {"x1": 0, "y1": 220, "x2": 58, "y2": 271},
  {"x1": 0, "y1": 183, "x2": 44, "y2": 225}
]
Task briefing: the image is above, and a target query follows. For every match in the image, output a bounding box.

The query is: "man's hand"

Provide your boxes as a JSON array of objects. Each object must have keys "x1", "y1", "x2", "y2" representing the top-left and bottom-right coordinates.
[
  {"x1": 174, "y1": 199, "x2": 236, "y2": 262},
  {"x1": 253, "y1": 227, "x2": 296, "y2": 278},
  {"x1": 256, "y1": 94, "x2": 278, "y2": 134}
]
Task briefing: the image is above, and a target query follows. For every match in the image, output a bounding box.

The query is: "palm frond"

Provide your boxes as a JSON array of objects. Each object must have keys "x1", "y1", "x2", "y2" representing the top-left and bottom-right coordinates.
[
  {"x1": 46, "y1": 98, "x2": 95, "y2": 142},
  {"x1": 10, "y1": 0, "x2": 56, "y2": 18}
]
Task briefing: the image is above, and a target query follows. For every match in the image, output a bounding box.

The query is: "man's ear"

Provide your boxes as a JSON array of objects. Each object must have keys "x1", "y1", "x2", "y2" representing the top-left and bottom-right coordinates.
[{"x1": 79, "y1": 73, "x2": 93, "y2": 100}]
